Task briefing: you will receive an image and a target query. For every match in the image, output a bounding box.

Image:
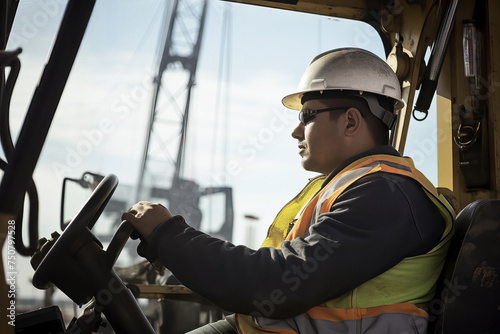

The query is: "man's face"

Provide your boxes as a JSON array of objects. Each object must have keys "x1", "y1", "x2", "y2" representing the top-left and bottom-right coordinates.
[{"x1": 291, "y1": 98, "x2": 347, "y2": 175}]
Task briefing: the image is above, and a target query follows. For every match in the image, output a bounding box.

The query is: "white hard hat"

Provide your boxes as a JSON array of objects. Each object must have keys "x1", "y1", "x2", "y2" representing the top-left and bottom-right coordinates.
[{"x1": 282, "y1": 48, "x2": 405, "y2": 128}]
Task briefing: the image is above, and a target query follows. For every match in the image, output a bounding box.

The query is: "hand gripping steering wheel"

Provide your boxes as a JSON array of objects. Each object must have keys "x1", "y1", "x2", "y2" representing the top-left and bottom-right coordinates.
[{"x1": 32, "y1": 174, "x2": 155, "y2": 333}]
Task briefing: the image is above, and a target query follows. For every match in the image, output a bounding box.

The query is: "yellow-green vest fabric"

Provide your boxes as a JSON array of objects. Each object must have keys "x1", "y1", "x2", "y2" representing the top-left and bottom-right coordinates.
[{"x1": 237, "y1": 155, "x2": 455, "y2": 334}]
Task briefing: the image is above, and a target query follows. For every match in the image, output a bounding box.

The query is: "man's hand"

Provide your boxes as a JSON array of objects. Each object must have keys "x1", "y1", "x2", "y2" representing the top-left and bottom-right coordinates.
[{"x1": 122, "y1": 201, "x2": 172, "y2": 242}]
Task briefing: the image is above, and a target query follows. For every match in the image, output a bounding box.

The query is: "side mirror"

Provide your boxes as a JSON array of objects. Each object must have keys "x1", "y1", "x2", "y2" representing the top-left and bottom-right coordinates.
[{"x1": 60, "y1": 172, "x2": 104, "y2": 230}]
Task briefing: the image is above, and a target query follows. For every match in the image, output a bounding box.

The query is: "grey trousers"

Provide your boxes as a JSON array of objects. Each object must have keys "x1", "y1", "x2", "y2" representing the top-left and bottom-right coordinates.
[{"x1": 186, "y1": 314, "x2": 237, "y2": 334}]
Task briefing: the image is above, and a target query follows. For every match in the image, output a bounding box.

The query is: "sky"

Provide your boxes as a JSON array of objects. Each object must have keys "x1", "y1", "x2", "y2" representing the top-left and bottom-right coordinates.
[{"x1": 3, "y1": 0, "x2": 438, "y2": 303}]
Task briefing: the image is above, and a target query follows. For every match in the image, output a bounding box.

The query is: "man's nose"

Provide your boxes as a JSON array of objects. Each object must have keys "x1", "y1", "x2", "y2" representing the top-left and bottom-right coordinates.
[{"x1": 291, "y1": 122, "x2": 305, "y2": 140}]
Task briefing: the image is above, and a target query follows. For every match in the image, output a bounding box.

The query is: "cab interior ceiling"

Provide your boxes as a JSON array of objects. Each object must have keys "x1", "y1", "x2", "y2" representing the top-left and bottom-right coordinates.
[{"x1": 223, "y1": 0, "x2": 414, "y2": 54}]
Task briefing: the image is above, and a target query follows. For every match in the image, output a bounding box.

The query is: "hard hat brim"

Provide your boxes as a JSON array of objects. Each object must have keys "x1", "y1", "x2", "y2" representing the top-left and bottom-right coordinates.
[
  {"x1": 282, "y1": 89, "x2": 406, "y2": 112},
  {"x1": 281, "y1": 91, "x2": 305, "y2": 111}
]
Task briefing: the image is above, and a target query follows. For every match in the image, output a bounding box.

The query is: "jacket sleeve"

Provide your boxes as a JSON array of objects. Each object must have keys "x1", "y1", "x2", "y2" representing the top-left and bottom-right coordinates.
[{"x1": 146, "y1": 173, "x2": 444, "y2": 319}]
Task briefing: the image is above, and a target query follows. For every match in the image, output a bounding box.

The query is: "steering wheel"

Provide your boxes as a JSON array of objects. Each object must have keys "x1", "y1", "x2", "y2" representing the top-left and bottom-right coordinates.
[{"x1": 32, "y1": 174, "x2": 155, "y2": 334}]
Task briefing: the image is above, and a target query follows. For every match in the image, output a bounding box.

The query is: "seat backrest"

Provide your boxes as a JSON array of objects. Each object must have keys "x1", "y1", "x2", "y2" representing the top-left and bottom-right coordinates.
[{"x1": 430, "y1": 199, "x2": 500, "y2": 333}]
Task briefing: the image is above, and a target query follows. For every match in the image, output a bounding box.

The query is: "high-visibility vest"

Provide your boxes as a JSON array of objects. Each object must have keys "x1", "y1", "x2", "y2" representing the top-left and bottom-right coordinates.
[{"x1": 237, "y1": 154, "x2": 455, "y2": 333}]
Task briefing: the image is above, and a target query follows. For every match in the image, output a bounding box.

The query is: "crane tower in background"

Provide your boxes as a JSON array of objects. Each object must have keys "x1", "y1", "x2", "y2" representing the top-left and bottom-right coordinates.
[
  {"x1": 137, "y1": 0, "x2": 207, "y2": 195},
  {"x1": 137, "y1": 0, "x2": 233, "y2": 241}
]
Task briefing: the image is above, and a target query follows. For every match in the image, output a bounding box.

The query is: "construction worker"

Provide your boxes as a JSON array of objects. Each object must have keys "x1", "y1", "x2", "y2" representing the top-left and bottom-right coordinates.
[{"x1": 123, "y1": 48, "x2": 455, "y2": 333}]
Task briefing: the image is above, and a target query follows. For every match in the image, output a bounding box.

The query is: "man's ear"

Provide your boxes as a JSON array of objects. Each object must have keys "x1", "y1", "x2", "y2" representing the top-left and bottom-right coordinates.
[{"x1": 344, "y1": 107, "x2": 362, "y2": 136}]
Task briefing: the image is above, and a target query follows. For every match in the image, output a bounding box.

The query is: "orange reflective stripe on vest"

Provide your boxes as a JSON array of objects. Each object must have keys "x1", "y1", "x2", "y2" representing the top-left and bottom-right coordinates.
[
  {"x1": 237, "y1": 303, "x2": 429, "y2": 334},
  {"x1": 286, "y1": 154, "x2": 446, "y2": 241}
]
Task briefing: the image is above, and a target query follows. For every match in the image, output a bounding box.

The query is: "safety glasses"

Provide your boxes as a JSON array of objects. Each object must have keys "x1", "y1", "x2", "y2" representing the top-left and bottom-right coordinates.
[{"x1": 298, "y1": 107, "x2": 347, "y2": 125}]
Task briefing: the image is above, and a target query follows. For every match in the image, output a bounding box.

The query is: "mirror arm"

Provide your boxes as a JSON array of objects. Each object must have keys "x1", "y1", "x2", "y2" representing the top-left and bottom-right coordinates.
[{"x1": 60, "y1": 172, "x2": 106, "y2": 231}]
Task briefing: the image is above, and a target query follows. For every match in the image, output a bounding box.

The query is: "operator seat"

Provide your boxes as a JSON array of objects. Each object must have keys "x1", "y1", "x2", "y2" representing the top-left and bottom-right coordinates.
[{"x1": 430, "y1": 199, "x2": 500, "y2": 333}]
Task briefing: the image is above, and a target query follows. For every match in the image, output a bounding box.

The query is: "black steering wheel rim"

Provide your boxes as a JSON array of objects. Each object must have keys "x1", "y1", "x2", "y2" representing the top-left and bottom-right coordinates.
[{"x1": 32, "y1": 174, "x2": 119, "y2": 291}]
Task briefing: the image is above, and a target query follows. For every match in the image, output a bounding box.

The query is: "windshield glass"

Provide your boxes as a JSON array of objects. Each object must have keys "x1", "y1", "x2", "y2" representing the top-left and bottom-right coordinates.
[{"x1": 4, "y1": 0, "x2": 436, "y2": 318}]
